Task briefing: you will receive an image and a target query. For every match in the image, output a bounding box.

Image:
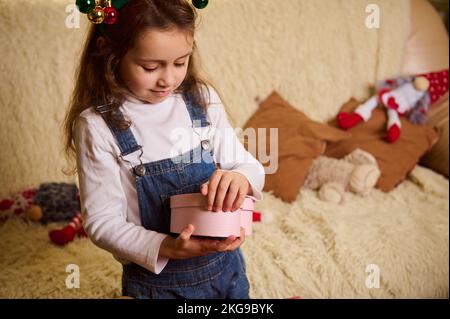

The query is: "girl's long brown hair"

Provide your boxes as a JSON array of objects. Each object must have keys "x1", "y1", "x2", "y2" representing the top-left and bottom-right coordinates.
[{"x1": 62, "y1": 0, "x2": 214, "y2": 176}]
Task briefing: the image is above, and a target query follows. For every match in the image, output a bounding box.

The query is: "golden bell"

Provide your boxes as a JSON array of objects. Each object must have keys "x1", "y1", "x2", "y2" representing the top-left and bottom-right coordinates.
[{"x1": 88, "y1": 6, "x2": 105, "y2": 24}]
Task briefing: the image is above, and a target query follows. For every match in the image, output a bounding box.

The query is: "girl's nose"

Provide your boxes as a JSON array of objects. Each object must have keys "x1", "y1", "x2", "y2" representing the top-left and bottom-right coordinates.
[{"x1": 157, "y1": 67, "x2": 175, "y2": 87}]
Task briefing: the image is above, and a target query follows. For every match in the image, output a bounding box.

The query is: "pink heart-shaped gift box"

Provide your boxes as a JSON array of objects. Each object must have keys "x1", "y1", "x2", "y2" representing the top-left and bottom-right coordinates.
[{"x1": 170, "y1": 193, "x2": 255, "y2": 237}]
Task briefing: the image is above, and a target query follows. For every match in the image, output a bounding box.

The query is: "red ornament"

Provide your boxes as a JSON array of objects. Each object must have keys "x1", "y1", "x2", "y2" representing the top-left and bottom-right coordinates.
[
  {"x1": 252, "y1": 211, "x2": 261, "y2": 222},
  {"x1": 103, "y1": 6, "x2": 118, "y2": 24}
]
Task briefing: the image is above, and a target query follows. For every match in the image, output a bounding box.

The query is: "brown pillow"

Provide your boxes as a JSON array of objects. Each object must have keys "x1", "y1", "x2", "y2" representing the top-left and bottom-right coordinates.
[
  {"x1": 325, "y1": 98, "x2": 439, "y2": 191},
  {"x1": 243, "y1": 91, "x2": 351, "y2": 203}
]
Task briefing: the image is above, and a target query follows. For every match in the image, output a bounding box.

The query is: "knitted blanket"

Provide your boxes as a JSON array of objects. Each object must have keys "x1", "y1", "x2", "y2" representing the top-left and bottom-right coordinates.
[{"x1": 0, "y1": 0, "x2": 447, "y2": 298}]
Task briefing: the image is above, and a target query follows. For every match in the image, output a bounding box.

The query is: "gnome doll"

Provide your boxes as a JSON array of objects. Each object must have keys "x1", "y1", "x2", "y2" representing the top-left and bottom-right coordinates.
[{"x1": 337, "y1": 69, "x2": 449, "y2": 143}]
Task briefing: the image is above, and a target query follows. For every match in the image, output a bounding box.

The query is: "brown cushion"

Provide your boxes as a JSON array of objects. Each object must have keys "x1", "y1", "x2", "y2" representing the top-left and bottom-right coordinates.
[
  {"x1": 325, "y1": 98, "x2": 439, "y2": 191},
  {"x1": 243, "y1": 91, "x2": 351, "y2": 202}
]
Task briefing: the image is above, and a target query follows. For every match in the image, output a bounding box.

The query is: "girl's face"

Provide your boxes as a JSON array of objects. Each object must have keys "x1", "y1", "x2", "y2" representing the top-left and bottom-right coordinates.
[{"x1": 118, "y1": 28, "x2": 193, "y2": 104}]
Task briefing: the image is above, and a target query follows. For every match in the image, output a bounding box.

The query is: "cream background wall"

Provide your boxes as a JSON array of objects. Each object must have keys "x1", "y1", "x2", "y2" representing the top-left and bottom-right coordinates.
[{"x1": 0, "y1": 0, "x2": 409, "y2": 198}]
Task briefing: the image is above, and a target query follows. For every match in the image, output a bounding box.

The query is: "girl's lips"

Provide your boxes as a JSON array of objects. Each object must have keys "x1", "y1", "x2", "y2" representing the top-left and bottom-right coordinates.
[{"x1": 151, "y1": 90, "x2": 171, "y2": 97}]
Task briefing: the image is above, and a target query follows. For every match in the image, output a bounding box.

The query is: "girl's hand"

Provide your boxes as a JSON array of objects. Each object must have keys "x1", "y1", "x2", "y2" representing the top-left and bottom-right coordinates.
[
  {"x1": 159, "y1": 224, "x2": 245, "y2": 259},
  {"x1": 200, "y1": 169, "x2": 250, "y2": 212}
]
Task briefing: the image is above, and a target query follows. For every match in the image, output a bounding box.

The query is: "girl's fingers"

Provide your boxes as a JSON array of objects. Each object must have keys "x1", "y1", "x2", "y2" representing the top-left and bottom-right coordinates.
[
  {"x1": 176, "y1": 226, "x2": 246, "y2": 258},
  {"x1": 228, "y1": 227, "x2": 246, "y2": 250},
  {"x1": 185, "y1": 229, "x2": 246, "y2": 256},
  {"x1": 197, "y1": 240, "x2": 220, "y2": 254},
  {"x1": 231, "y1": 188, "x2": 245, "y2": 212},
  {"x1": 200, "y1": 183, "x2": 208, "y2": 196},
  {"x1": 179, "y1": 224, "x2": 194, "y2": 243},
  {"x1": 197, "y1": 237, "x2": 234, "y2": 254},
  {"x1": 223, "y1": 181, "x2": 239, "y2": 212},
  {"x1": 213, "y1": 175, "x2": 232, "y2": 212},
  {"x1": 231, "y1": 227, "x2": 246, "y2": 248},
  {"x1": 239, "y1": 226, "x2": 246, "y2": 243},
  {"x1": 217, "y1": 228, "x2": 246, "y2": 252},
  {"x1": 207, "y1": 170, "x2": 222, "y2": 210},
  {"x1": 216, "y1": 235, "x2": 236, "y2": 251}
]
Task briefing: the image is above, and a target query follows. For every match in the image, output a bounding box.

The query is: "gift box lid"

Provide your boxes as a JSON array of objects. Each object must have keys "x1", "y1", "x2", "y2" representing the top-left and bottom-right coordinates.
[{"x1": 170, "y1": 193, "x2": 255, "y2": 211}]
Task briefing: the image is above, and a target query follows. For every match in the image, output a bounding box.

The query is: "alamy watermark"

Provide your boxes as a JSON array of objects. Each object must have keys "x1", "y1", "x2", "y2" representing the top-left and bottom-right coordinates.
[
  {"x1": 237, "y1": 127, "x2": 278, "y2": 175},
  {"x1": 169, "y1": 121, "x2": 278, "y2": 174},
  {"x1": 365, "y1": 264, "x2": 380, "y2": 289},
  {"x1": 65, "y1": 264, "x2": 80, "y2": 289},
  {"x1": 65, "y1": 4, "x2": 81, "y2": 29},
  {"x1": 365, "y1": 4, "x2": 380, "y2": 29}
]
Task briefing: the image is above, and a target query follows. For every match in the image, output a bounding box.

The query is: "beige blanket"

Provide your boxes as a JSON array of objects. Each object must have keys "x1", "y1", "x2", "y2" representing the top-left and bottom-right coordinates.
[{"x1": 0, "y1": 168, "x2": 448, "y2": 298}]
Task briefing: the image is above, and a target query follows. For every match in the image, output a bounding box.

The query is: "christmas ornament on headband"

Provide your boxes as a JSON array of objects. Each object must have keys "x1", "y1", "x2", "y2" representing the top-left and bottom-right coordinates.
[{"x1": 76, "y1": 0, "x2": 209, "y2": 25}]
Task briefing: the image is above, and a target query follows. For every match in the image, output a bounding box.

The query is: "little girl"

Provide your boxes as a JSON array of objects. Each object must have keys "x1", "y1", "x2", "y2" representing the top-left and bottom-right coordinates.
[{"x1": 63, "y1": 0, "x2": 265, "y2": 299}]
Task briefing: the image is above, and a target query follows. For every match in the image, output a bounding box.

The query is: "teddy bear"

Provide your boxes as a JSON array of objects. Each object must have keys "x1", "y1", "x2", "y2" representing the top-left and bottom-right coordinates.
[
  {"x1": 337, "y1": 69, "x2": 449, "y2": 143},
  {"x1": 303, "y1": 148, "x2": 381, "y2": 204}
]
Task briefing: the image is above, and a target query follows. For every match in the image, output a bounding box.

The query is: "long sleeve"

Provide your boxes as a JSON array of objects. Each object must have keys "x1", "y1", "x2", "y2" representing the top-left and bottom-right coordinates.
[
  {"x1": 74, "y1": 117, "x2": 169, "y2": 274},
  {"x1": 207, "y1": 88, "x2": 265, "y2": 201}
]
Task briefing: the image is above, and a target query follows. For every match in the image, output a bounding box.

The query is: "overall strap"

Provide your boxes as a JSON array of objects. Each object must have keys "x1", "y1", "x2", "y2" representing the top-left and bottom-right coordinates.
[
  {"x1": 95, "y1": 104, "x2": 142, "y2": 157},
  {"x1": 96, "y1": 91, "x2": 210, "y2": 157},
  {"x1": 183, "y1": 92, "x2": 210, "y2": 128}
]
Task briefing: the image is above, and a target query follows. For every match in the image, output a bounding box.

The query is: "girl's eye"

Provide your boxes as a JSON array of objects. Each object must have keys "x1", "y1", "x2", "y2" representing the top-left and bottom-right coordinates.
[
  {"x1": 143, "y1": 62, "x2": 186, "y2": 72},
  {"x1": 143, "y1": 66, "x2": 157, "y2": 72}
]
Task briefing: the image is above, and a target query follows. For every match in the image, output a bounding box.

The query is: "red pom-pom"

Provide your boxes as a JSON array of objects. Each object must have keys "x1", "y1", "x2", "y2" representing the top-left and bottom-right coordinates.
[{"x1": 252, "y1": 211, "x2": 261, "y2": 222}]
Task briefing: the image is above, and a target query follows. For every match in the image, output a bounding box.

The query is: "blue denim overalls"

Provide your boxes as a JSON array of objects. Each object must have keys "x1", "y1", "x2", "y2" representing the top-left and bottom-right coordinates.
[{"x1": 96, "y1": 93, "x2": 249, "y2": 299}]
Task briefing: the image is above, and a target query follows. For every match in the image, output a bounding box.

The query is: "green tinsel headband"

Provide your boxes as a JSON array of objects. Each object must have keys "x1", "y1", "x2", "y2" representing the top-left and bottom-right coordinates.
[{"x1": 75, "y1": 0, "x2": 209, "y2": 25}]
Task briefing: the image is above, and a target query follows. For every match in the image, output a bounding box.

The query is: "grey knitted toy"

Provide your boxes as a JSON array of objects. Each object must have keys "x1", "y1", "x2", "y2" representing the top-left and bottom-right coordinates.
[{"x1": 32, "y1": 182, "x2": 81, "y2": 224}]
